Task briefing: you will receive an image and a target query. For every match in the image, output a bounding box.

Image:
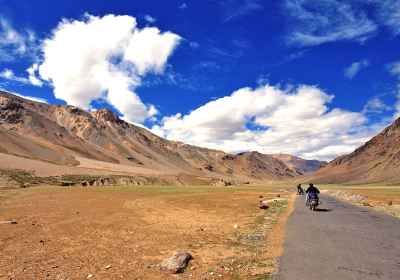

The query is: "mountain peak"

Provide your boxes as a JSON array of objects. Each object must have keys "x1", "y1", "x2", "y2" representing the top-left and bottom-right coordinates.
[{"x1": 92, "y1": 108, "x2": 120, "y2": 122}]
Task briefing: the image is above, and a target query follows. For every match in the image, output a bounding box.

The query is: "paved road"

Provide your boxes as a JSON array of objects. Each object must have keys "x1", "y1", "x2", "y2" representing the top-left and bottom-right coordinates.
[{"x1": 274, "y1": 194, "x2": 400, "y2": 280}]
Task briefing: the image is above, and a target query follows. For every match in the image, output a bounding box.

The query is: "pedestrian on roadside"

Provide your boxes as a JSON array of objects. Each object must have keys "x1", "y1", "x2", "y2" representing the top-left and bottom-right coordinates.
[{"x1": 296, "y1": 184, "x2": 302, "y2": 195}]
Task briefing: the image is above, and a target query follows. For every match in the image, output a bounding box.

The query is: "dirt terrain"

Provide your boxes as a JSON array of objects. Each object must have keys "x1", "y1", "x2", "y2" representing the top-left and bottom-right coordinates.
[
  {"x1": 320, "y1": 186, "x2": 400, "y2": 218},
  {"x1": 0, "y1": 184, "x2": 294, "y2": 279}
]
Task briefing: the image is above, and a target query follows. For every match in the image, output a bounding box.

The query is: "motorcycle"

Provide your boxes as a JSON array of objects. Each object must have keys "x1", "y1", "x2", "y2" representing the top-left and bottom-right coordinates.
[{"x1": 306, "y1": 194, "x2": 323, "y2": 211}]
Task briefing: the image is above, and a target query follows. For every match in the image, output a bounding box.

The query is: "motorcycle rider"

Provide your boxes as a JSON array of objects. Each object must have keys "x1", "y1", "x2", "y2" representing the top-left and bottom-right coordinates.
[{"x1": 305, "y1": 183, "x2": 320, "y2": 205}]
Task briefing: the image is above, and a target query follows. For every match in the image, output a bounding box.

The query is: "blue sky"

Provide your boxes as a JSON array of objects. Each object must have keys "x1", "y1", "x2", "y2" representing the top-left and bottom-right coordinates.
[{"x1": 1, "y1": 0, "x2": 400, "y2": 161}]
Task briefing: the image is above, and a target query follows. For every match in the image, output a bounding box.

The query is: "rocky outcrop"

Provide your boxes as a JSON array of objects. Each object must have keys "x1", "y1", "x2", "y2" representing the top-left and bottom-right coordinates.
[{"x1": 91, "y1": 108, "x2": 120, "y2": 122}]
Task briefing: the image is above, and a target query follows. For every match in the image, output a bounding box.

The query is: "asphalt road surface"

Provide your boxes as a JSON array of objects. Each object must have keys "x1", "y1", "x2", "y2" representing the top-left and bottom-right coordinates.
[{"x1": 274, "y1": 194, "x2": 400, "y2": 280}]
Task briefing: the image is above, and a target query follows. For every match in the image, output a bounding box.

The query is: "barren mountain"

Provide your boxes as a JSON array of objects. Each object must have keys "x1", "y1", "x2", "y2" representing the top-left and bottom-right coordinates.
[
  {"x1": 272, "y1": 154, "x2": 327, "y2": 174},
  {"x1": 0, "y1": 91, "x2": 301, "y2": 186},
  {"x1": 298, "y1": 117, "x2": 400, "y2": 185}
]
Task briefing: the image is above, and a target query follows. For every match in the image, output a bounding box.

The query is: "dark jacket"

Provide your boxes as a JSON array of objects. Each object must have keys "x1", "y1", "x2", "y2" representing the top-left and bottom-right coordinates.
[{"x1": 306, "y1": 186, "x2": 320, "y2": 194}]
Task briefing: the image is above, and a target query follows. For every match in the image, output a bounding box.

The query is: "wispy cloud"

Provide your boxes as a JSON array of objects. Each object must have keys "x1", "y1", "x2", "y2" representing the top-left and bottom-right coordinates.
[
  {"x1": 284, "y1": 0, "x2": 400, "y2": 47},
  {"x1": 276, "y1": 50, "x2": 308, "y2": 66},
  {"x1": 0, "y1": 66, "x2": 42, "y2": 87},
  {"x1": 284, "y1": 0, "x2": 377, "y2": 46},
  {"x1": 190, "y1": 42, "x2": 199, "y2": 49},
  {"x1": 192, "y1": 61, "x2": 220, "y2": 70},
  {"x1": 179, "y1": 3, "x2": 188, "y2": 9},
  {"x1": 0, "y1": 68, "x2": 30, "y2": 84},
  {"x1": 0, "y1": 17, "x2": 37, "y2": 62},
  {"x1": 205, "y1": 45, "x2": 236, "y2": 58},
  {"x1": 362, "y1": 97, "x2": 388, "y2": 114},
  {"x1": 343, "y1": 59, "x2": 369, "y2": 79},
  {"x1": 144, "y1": 14, "x2": 156, "y2": 23},
  {"x1": 375, "y1": 0, "x2": 400, "y2": 36},
  {"x1": 386, "y1": 59, "x2": 400, "y2": 119},
  {"x1": 387, "y1": 60, "x2": 400, "y2": 78},
  {"x1": 221, "y1": 0, "x2": 263, "y2": 23}
]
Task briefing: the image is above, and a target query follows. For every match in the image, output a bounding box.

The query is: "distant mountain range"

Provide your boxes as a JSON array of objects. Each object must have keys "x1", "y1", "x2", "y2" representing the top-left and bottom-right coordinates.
[
  {"x1": 272, "y1": 154, "x2": 327, "y2": 175},
  {"x1": 0, "y1": 91, "x2": 305, "y2": 185},
  {"x1": 3, "y1": 90, "x2": 397, "y2": 186}
]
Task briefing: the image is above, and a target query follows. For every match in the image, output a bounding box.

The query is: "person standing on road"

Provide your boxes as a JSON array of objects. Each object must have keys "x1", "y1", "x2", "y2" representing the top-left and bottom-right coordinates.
[
  {"x1": 296, "y1": 184, "x2": 302, "y2": 195},
  {"x1": 305, "y1": 183, "x2": 319, "y2": 204}
]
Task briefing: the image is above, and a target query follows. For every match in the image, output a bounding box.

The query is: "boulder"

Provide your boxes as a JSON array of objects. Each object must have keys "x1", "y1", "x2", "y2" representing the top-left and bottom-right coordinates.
[{"x1": 161, "y1": 251, "x2": 192, "y2": 274}]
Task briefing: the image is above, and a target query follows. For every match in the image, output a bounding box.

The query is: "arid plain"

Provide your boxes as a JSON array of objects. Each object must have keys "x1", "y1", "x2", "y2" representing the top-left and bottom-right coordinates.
[
  {"x1": 2, "y1": 91, "x2": 400, "y2": 279},
  {"x1": 1, "y1": 184, "x2": 293, "y2": 279}
]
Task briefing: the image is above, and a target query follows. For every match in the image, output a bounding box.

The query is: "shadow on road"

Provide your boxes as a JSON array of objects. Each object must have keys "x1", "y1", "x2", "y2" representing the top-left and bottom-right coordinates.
[{"x1": 314, "y1": 208, "x2": 332, "y2": 212}]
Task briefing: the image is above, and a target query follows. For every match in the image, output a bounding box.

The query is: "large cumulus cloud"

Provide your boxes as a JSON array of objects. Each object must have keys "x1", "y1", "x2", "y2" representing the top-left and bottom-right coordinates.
[
  {"x1": 39, "y1": 14, "x2": 181, "y2": 122},
  {"x1": 152, "y1": 84, "x2": 375, "y2": 161}
]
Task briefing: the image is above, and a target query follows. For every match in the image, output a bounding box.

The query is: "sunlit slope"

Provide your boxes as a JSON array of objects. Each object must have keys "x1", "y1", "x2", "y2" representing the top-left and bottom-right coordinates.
[
  {"x1": 0, "y1": 90, "x2": 301, "y2": 183},
  {"x1": 299, "y1": 118, "x2": 400, "y2": 185}
]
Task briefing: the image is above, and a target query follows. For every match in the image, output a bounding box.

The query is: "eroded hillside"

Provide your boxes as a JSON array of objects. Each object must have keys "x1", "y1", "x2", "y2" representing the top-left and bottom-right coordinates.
[{"x1": 0, "y1": 91, "x2": 301, "y2": 185}]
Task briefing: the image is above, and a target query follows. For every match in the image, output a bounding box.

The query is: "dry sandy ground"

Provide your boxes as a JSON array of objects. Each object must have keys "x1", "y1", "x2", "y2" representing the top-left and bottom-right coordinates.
[
  {"x1": 0, "y1": 185, "x2": 294, "y2": 280},
  {"x1": 0, "y1": 154, "x2": 173, "y2": 177}
]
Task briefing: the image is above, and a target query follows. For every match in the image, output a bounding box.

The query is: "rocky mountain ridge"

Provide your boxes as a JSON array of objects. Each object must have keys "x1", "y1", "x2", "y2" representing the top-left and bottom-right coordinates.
[
  {"x1": 296, "y1": 117, "x2": 400, "y2": 185},
  {"x1": 272, "y1": 154, "x2": 327, "y2": 174},
  {"x1": 0, "y1": 91, "x2": 302, "y2": 185}
]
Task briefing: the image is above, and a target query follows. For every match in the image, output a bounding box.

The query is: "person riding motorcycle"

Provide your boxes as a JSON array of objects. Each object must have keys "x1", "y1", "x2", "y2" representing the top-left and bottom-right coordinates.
[{"x1": 305, "y1": 183, "x2": 320, "y2": 205}]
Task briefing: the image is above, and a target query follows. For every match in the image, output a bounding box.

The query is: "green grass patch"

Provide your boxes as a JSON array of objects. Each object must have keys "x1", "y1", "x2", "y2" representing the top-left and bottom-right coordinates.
[{"x1": 0, "y1": 168, "x2": 59, "y2": 187}]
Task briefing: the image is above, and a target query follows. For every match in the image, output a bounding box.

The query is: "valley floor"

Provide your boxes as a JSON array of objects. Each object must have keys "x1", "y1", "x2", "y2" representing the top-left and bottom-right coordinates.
[{"x1": 0, "y1": 184, "x2": 294, "y2": 279}]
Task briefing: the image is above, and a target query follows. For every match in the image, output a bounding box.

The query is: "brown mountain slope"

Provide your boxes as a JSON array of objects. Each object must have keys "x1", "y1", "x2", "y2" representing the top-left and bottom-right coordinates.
[
  {"x1": 298, "y1": 117, "x2": 400, "y2": 185},
  {"x1": 272, "y1": 154, "x2": 327, "y2": 174},
  {"x1": 0, "y1": 91, "x2": 301, "y2": 184}
]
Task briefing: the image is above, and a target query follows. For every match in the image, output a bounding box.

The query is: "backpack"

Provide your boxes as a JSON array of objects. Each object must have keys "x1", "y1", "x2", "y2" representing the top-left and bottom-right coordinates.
[{"x1": 311, "y1": 193, "x2": 317, "y2": 199}]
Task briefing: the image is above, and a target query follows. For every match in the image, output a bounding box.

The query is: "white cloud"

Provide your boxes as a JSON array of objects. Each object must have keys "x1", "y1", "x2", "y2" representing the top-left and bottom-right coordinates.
[
  {"x1": 285, "y1": 0, "x2": 377, "y2": 46},
  {"x1": 151, "y1": 83, "x2": 374, "y2": 161},
  {"x1": 362, "y1": 97, "x2": 387, "y2": 114},
  {"x1": 0, "y1": 64, "x2": 42, "y2": 87},
  {"x1": 179, "y1": 3, "x2": 188, "y2": 9},
  {"x1": 26, "y1": 64, "x2": 43, "y2": 86},
  {"x1": 0, "y1": 18, "x2": 37, "y2": 62},
  {"x1": 13, "y1": 92, "x2": 47, "y2": 103},
  {"x1": 387, "y1": 60, "x2": 400, "y2": 78},
  {"x1": 0, "y1": 68, "x2": 30, "y2": 84},
  {"x1": 38, "y1": 14, "x2": 181, "y2": 123},
  {"x1": 144, "y1": 15, "x2": 156, "y2": 23},
  {"x1": 343, "y1": 59, "x2": 369, "y2": 79},
  {"x1": 0, "y1": 89, "x2": 47, "y2": 103}
]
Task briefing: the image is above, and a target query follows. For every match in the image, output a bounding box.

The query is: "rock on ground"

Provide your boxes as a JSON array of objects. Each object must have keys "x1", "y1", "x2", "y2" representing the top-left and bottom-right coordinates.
[
  {"x1": 333, "y1": 190, "x2": 352, "y2": 196},
  {"x1": 161, "y1": 251, "x2": 192, "y2": 274},
  {"x1": 348, "y1": 194, "x2": 365, "y2": 201}
]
